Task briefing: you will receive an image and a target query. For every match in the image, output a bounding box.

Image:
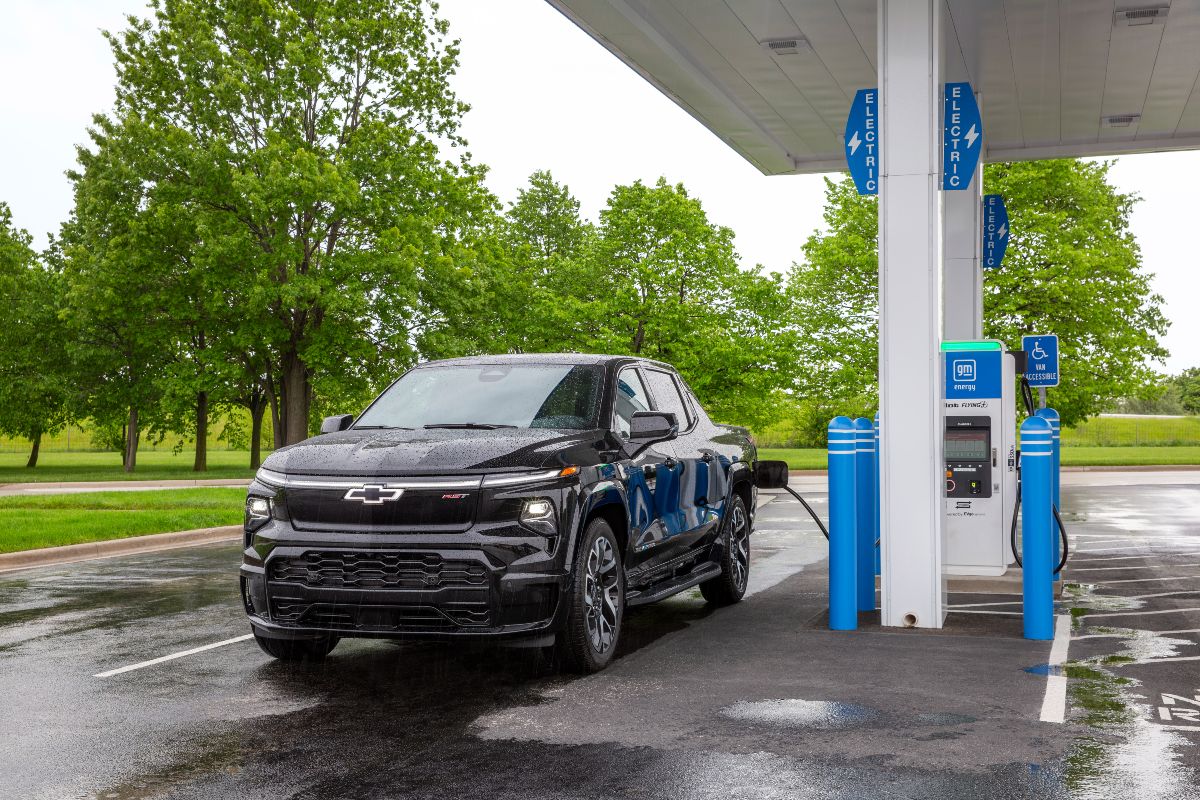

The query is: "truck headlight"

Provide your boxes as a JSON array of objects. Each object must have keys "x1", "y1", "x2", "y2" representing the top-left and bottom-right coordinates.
[
  {"x1": 245, "y1": 496, "x2": 272, "y2": 532},
  {"x1": 519, "y1": 498, "x2": 557, "y2": 537}
]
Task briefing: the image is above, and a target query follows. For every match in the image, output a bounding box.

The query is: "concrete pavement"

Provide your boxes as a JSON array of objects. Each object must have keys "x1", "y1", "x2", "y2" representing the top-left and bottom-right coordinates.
[{"x1": 0, "y1": 479, "x2": 1197, "y2": 798}]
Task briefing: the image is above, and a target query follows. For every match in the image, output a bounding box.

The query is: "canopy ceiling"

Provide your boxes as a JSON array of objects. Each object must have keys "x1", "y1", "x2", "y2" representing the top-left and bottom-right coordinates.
[{"x1": 547, "y1": 0, "x2": 1200, "y2": 174}]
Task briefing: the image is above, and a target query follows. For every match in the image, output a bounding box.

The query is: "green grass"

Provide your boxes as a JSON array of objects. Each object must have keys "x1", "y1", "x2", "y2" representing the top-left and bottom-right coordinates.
[
  {"x1": 0, "y1": 488, "x2": 246, "y2": 553},
  {"x1": 758, "y1": 445, "x2": 1200, "y2": 470},
  {"x1": 1061, "y1": 415, "x2": 1200, "y2": 447},
  {"x1": 1060, "y1": 446, "x2": 1200, "y2": 466},
  {"x1": 0, "y1": 450, "x2": 259, "y2": 485},
  {"x1": 756, "y1": 448, "x2": 828, "y2": 470}
]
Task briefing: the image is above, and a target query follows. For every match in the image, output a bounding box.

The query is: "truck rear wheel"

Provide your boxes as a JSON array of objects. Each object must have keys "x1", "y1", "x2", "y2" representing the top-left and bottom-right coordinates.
[{"x1": 700, "y1": 494, "x2": 750, "y2": 606}]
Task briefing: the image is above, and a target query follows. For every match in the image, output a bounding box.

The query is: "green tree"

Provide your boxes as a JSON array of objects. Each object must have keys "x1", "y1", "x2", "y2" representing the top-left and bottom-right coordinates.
[
  {"x1": 58, "y1": 134, "x2": 174, "y2": 472},
  {"x1": 789, "y1": 161, "x2": 1169, "y2": 427},
  {"x1": 98, "y1": 0, "x2": 491, "y2": 445},
  {"x1": 489, "y1": 171, "x2": 596, "y2": 353},
  {"x1": 582, "y1": 178, "x2": 796, "y2": 428},
  {"x1": 1175, "y1": 368, "x2": 1200, "y2": 415},
  {"x1": 0, "y1": 205, "x2": 69, "y2": 467}
]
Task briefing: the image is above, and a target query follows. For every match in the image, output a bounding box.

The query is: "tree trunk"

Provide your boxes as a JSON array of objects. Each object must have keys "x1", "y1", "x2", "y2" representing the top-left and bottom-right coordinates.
[
  {"x1": 193, "y1": 390, "x2": 208, "y2": 472},
  {"x1": 120, "y1": 423, "x2": 128, "y2": 469},
  {"x1": 26, "y1": 430, "x2": 42, "y2": 469},
  {"x1": 249, "y1": 391, "x2": 267, "y2": 469},
  {"x1": 124, "y1": 407, "x2": 140, "y2": 473},
  {"x1": 279, "y1": 350, "x2": 312, "y2": 446},
  {"x1": 266, "y1": 378, "x2": 282, "y2": 451},
  {"x1": 631, "y1": 320, "x2": 646, "y2": 354}
]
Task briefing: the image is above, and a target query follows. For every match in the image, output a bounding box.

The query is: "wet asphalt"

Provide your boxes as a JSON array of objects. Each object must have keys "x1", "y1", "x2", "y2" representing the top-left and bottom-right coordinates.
[{"x1": 1, "y1": 479, "x2": 1198, "y2": 799}]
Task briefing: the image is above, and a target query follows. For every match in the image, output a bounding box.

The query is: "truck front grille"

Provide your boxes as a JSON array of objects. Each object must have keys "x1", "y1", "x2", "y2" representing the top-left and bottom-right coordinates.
[{"x1": 269, "y1": 551, "x2": 488, "y2": 590}]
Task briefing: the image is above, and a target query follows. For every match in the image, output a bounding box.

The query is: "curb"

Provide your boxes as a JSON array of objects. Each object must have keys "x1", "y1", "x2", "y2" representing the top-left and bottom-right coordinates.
[
  {"x1": 0, "y1": 525, "x2": 242, "y2": 574},
  {"x1": 0, "y1": 478, "x2": 250, "y2": 492}
]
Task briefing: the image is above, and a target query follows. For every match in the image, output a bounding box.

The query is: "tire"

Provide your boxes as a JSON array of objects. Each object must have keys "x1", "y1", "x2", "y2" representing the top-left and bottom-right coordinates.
[
  {"x1": 558, "y1": 517, "x2": 625, "y2": 674},
  {"x1": 700, "y1": 493, "x2": 750, "y2": 606},
  {"x1": 253, "y1": 630, "x2": 340, "y2": 662}
]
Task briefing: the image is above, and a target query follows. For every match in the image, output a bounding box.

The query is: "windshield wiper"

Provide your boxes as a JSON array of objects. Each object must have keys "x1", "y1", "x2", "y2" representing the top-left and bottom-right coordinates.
[
  {"x1": 353, "y1": 425, "x2": 413, "y2": 430},
  {"x1": 423, "y1": 422, "x2": 517, "y2": 430}
]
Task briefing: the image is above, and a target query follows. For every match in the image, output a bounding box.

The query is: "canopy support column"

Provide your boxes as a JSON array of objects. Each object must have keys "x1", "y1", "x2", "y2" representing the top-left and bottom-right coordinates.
[
  {"x1": 943, "y1": 159, "x2": 983, "y2": 340},
  {"x1": 877, "y1": 0, "x2": 947, "y2": 629}
]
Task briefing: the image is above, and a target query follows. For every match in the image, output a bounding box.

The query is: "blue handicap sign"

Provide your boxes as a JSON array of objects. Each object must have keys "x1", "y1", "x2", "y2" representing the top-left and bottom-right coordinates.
[
  {"x1": 983, "y1": 194, "x2": 1009, "y2": 269},
  {"x1": 943, "y1": 82, "x2": 982, "y2": 190},
  {"x1": 1022, "y1": 334, "x2": 1059, "y2": 387},
  {"x1": 844, "y1": 88, "x2": 878, "y2": 195}
]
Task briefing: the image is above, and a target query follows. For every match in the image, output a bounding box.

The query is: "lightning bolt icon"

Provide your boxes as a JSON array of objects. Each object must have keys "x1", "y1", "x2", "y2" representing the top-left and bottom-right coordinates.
[
  {"x1": 965, "y1": 124, "x2": 979, "y2": 149},
  {"x1": 848, "y1": 131, "x2": 861, "y2": 155},
  {"x1": 997, "y1": 223, "x2": 1007, "y2": 239}
]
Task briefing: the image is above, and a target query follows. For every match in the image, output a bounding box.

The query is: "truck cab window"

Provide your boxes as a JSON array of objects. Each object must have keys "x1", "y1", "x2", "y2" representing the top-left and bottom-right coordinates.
[
  {"x1": 644, "y1": 369, "x2": 692, "y2": 429},
  {"x1": 613, "y1": 367, "x2": 651, "y2": 437}
]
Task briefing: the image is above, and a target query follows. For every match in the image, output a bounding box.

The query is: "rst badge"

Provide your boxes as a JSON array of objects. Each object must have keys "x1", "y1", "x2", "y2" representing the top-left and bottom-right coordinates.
[{"x1": 343, "y1": 485, "x2": 404, "y2": 504}]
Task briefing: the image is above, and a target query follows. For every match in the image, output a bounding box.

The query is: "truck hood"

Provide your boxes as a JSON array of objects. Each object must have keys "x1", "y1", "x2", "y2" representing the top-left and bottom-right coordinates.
[{"x1": 260, "y1": 427, "x2": 608, "y2": 477}]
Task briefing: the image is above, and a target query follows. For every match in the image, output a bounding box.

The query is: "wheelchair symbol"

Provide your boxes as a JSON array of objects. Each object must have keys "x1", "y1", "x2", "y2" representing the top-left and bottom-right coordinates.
[{"x1": 1030, "y1": 341, "x2": 1048, "y2": 361}]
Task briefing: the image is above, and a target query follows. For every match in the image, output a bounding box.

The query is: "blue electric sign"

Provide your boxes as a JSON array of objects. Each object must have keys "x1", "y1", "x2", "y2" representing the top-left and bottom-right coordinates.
[
  {"x1": 983, "y1": 194, "x2": 1009, "y2": 269},
  {"x1": 844, "y1": 88, "x2": 878, "y2": 195},
  {"x1": 1022, "y1": 334, "x2": 1059, "y2": 387},
  {"x1": 945, "y1": 349, "x2": 1002, "y2": 399},
  {"x1": 943, "y1": 82, "x2": 981, "y2": 190}
]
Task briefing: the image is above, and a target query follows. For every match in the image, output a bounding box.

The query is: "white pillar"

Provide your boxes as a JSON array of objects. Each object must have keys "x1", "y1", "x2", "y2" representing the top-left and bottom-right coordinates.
[
  {"x1": 943, "y1": 157, "x2": 983, "y2": 340},
  {"x1": 877, "y1": 0, "x2": 947, "y2": 629}
]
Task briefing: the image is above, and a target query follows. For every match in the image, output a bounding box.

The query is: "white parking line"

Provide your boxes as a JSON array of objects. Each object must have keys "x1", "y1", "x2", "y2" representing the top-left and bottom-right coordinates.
[
  {"x1": 1040, "y1": 615, "x2": 1072, "y2": 724},
  {"x1": 1083, "y1": 576, "x2": 1200, "y2": 585},
  {"x1": 94, "y1": 634, "x2": 253, "y2": 678},
  {"x1": 1075, "y1": 546, "x2": 1200, "y2": 555},
  {"x1": 1084, "y1": 607, "x2": 1200, "y2": 619},
  {"x1": 1070, "y1": 555, "x2": 1161, "y2": 563},
  {"x1": 1065, "y1": 566, "x2": 1200, "y2": 573}
]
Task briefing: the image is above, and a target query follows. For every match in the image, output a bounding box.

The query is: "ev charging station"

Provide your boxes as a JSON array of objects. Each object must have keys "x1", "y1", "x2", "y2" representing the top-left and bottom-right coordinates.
[
  {"x1": 942, "y1": 341, "x2": 1016, "y2": 578},
  {"x1": 548, "y1": 0, "x2": 1200, "y2": 630}
]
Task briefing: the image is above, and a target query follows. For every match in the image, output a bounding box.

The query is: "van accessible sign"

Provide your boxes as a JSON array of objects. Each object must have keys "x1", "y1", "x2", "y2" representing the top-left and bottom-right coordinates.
[
  {"x1": 943, "y1": 82, "x2": 981, "y2": 190},
  {"x1": 844, "y1": 88, "x2": 878, "y2": 195}
]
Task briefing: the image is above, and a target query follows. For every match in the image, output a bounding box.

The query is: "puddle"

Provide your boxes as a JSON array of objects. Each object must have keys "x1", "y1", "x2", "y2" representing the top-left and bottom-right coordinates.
[
  {"x1": 1063, "y1": 583, "x2": 1144, "y2": 612},
  {"x1": 718, "y1": 699, "x2": 879, "y2": 730}
]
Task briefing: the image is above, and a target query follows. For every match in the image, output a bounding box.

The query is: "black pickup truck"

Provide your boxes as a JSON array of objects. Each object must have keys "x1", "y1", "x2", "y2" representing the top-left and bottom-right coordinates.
[{"x1": 240, "y1": 353, "x2": 768, "y2": 672}]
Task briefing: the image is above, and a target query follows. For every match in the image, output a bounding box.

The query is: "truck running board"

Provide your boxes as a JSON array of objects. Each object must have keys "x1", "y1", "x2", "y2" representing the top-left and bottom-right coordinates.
[{"x1": 626, "y1": 563, "x2": 722, "y2": 607}]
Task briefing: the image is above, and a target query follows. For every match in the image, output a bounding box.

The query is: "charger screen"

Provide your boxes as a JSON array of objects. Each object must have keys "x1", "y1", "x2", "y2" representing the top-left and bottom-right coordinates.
[{"x1": 945, "y1": 430, "x2": 989, "y2": 461}]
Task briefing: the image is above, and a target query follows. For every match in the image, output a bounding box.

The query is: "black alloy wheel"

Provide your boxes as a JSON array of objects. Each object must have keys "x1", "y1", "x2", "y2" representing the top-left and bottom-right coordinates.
[
  {"x1": 560, "y1": 517, "x2": 624, "y2": 673},
  {"x1": 700, "y1": 493, "x2": 750, "y2": 606}
]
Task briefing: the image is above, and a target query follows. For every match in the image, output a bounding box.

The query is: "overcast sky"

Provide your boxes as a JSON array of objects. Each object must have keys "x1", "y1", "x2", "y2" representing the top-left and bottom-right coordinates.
[{"x1": 2, "y1": 0, "x2": 1195, "y2": 372}]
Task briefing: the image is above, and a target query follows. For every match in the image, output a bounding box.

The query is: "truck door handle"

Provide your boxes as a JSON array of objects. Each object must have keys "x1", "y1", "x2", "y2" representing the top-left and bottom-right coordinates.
[
  {"x1": 701, "y1": 452, "x2": 714, "y2": 463},
  {"x1": 664, "y1": 458, "x2": 678, "y2": 470}
]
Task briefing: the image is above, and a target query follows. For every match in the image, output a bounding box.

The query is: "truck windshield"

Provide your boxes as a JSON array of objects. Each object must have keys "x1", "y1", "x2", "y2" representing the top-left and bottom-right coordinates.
[{"x1": 355, "y1": 363, "x2": 605, "y2": 431}]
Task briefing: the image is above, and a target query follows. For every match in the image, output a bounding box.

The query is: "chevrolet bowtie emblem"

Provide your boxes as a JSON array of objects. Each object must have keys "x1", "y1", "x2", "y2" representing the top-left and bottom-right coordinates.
[{"x1": 343, "y1": 485, "x2": 404, "y2": 505}]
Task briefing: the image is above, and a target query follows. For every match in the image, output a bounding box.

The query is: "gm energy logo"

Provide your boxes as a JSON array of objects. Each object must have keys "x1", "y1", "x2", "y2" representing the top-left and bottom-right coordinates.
[{"x1": 945, "y1": 350, "x2": 1001, "y2": 400}]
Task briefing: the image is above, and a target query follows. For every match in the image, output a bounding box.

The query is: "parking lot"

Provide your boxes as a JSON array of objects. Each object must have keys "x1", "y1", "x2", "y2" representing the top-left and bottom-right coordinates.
[{"x1": 1, "y1": 472, "x2": 1197, "y2": 799}]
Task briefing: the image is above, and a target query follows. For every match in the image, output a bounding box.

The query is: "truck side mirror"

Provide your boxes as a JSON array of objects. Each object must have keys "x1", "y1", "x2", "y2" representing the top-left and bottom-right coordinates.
[
  {"x1": 320, "y1": 414, "x2": 355, "y2": 434},
  {"x1": 755, "y1": 460, "x2": 790, "y2": 489},
  {"x1": 628, "y1": 411, "x2": 678, "y2": 444}
]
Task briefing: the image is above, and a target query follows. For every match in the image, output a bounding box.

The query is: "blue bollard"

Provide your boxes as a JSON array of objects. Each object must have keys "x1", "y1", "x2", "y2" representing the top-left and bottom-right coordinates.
[
  {"x1": 873, "y1": 411, "x2": 881, "y2": 577},
  {"x1": 1036, "y1": 408, "x2": 1062, "y2": 576},
  {"x1": 828, "y1": 416, "x2": 858, "y2": 630},
  {"x1": 853, "y1": 418, "x2": 876, "y2": 611},
  {"x1": 1021, "y1": 416, "x2": 1055, "y2": 640}
]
